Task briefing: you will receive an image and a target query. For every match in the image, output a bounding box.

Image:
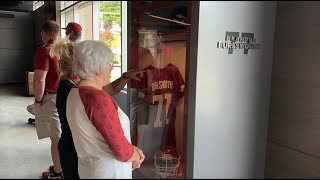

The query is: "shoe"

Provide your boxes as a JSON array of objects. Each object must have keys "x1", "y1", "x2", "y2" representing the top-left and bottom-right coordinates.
[
  {"x1": 48, "y1": 165, "x2": 54, "y2": 173},
  {"x1": 42, "y1": 171, "x2": 63, "y2": 179}
]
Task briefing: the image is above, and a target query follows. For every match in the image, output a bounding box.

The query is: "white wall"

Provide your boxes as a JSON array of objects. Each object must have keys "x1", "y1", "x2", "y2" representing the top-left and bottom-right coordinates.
[{"x1": 193, "y1": 1, "x2": 277, "y2": 178}]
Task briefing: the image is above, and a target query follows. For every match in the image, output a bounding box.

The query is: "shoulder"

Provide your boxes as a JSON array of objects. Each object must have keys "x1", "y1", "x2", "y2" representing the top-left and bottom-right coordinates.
[
  {"x1": 144, "y1": 65, "x2": 155, "y2": 71},
  {"x1": 36, "y1": 46, "x2": 50, "y2": 57},
  {"x1": 57, "y1": 80, "x2": 73, "y2": 96},
  {"x1": 36, "y1": 46, "x2": 46, "y2": 54},
  {"x1": 78, "y1": 86, "x2": 118, "y2": 110},
  {"x1": 168, "y1": 63, "x2": 177, "y2": 69},
  {"x1": 167, "y1": 64, "x2": 180, "y2": 73}
]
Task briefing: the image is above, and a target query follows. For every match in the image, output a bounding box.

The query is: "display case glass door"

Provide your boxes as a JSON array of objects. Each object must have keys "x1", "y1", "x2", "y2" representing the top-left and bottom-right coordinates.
[{"x1": 127, "y1": 1, "x2": 192, "y2": 179}]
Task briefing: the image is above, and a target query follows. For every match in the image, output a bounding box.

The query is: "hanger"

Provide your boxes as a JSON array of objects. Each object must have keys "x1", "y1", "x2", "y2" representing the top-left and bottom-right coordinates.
[
  {"x1": 151, "y1": 35, "x2": 170, "y2": 69},
  {"x1": 144, "y1": 12, "x2": 191, "y2": 26},
  {"x1": 148, "y1": 14, "x2": 190, "y2": 26}
]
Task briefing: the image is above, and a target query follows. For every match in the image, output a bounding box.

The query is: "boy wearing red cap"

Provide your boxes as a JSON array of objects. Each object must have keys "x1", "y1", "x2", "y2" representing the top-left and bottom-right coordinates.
[{"x1": 62, "y1": 22, "x2": 82, "y2": 44}]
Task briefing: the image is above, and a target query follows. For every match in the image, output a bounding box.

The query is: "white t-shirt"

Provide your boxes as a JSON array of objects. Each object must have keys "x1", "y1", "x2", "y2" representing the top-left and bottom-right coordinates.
[{"x1": 74, "y1": 38, "x2": 82, "y2": 44}]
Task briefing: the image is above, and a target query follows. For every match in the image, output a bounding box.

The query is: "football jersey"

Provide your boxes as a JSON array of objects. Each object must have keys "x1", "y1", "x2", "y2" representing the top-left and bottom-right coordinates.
[
  {"x1": 138, "y1": 63, "x2": 185, "y2": 105},
  {"x1": 137, "y1": 63, "x2": 184, "y2": 155}
]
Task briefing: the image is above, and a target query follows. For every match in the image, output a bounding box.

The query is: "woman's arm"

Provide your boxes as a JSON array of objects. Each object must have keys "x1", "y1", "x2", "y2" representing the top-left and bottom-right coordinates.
[
  {"x1": 79, "y1": 88, "x2": 144, "y2": 162},
  {"x1": 128, "y1": 146, "x2": 145, "y2": 165},
  {"x1": 102, "y1": 69, "x2": 144, "y2": 96},
  {"x1": 131, "y1": 146, "x2": 145, "y2": 170}
]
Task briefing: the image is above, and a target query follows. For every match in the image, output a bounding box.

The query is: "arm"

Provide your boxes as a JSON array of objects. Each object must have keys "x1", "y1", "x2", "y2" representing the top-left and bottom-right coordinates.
[
  {"x1": 102, "y1": 69, "x2": 144, "y2": 96},
  {"x1": 33, "y1": 70, "x2": 47, "y2": 102},
  {"x1": 80, "y1": 90, "x2": 143, "y2": 162},
  {"x1": 102, "y1": 75, "x2": 128, "y2": 96},
  {"x1": 128, "y1": 146, "x2": 144, "y2": 164},
  {"x1": 132, "y1": 146, "x2": 145, "y2": 170},
  {"x1": 33, "y1": 47, "x2": 49, "y2": 103}
]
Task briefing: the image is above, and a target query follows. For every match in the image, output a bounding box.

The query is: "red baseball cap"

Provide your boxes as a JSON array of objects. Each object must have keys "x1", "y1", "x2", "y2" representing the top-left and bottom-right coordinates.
[{"x1": 62, "y1": 22, "x2": 82, "y2": 33}]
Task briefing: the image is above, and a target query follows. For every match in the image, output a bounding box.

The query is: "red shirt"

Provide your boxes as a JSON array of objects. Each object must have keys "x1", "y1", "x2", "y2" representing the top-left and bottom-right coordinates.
[{"x1": 34, "y1": 39, "x2": 61, "y2": 92}]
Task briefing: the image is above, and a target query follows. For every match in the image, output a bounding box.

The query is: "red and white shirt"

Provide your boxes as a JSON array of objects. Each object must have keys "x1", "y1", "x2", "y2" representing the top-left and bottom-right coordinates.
[{"x1": 66, "y1": 86, "x2": 133, "y2": 179}]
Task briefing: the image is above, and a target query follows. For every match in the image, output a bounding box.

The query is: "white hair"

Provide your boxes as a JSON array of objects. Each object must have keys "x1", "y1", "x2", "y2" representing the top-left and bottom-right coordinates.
[{"x1": 73, "y1": 40, "x2": 114, "y2": 79}]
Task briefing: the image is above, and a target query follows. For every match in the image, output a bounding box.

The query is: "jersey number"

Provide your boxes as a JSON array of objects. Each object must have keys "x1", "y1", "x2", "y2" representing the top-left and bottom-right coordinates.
[{"x1": 152, "y1": 93, "x2": 172, "y2": 127}]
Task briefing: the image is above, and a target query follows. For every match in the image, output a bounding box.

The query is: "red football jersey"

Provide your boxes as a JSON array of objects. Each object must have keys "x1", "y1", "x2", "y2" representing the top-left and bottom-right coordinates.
[
  {"x1": 137, "y1": 63, "x2": 184, "y2": 149},
  {"x1": 138, "y1": 63, "x2": 185, "y2": 104}
]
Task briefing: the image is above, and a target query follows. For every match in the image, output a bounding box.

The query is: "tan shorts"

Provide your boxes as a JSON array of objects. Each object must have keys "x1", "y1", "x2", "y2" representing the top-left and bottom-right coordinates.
[{"x1": 34, "y1": 93, "x2": 61, "y2": 140}]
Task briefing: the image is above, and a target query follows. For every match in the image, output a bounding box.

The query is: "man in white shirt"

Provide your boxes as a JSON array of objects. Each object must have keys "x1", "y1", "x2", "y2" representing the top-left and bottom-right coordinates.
[{"x1": 62, "y1": 22, "x2": 82, "y2": 44}]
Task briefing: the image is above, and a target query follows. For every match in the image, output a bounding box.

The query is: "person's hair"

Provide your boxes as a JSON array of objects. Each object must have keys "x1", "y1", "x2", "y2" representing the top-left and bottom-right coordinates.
[
  {"x1": 73, "y1": 40, "x2": 114, "y2": 79},
  {"x1": 41, "y1": 20, "x2": 60, "y2": 39},
  {"x1": 51, "y1": 38, "x2": 75, "y2": 77}
]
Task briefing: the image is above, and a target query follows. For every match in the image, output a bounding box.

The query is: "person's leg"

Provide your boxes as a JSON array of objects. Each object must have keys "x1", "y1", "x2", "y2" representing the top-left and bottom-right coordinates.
[
  {"x1": 51, "y1": 137, "x2": 62, "y2": 173},
  {"x1": 41, "y1": 137, "x2": 63, "y2": 179},
  {"x1": 44, "y1": 94, "x2": 63, "y2": 178},
  {"x1": 35, "y1": 94, "x2": 63, "y2": 179},
  {"x1": 59, "y1": 140, "x2": 80, "y2": 179}
]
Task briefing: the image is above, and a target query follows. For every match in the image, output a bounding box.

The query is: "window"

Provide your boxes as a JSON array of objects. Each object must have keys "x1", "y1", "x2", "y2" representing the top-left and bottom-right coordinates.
[
  {"x1": 76, "y1": 2, "x2": 93, "y2": 40},
  {"x1": 60, "y1": 1, "x2": 75, "y2": 10},
  {"x1": 33, "y1": 1, "x2": 44, "y2": 11},
  {"x1": 98, "y1": 1, "x2": 122, "y2": 82},
  {"x1": 61, "y1": 9, "x2": 74, "y2": 38},
  {"x1": 58, "y1": 1, "x2": 123, "y2": 82}
]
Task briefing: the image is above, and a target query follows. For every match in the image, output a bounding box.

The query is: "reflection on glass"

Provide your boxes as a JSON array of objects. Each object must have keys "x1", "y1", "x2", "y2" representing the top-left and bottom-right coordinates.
[
  {"x1": 129, "y1": 2, "x2": 189, "y2": 179},
  {"x1": 135, "y1": 35, "x2": 185, "y2": 179},
  {"x1": 99, "y1": 1, "x2": 121, "y2": 82}
]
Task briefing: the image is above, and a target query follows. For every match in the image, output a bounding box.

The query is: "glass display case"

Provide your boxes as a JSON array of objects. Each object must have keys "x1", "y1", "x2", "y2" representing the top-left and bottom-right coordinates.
[{"x1": 127, "y1": 1, "x2": 191, "y2": 179}]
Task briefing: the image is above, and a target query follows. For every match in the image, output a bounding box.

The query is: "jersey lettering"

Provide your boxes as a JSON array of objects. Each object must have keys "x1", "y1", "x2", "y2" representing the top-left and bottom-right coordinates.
[{"x1": 151, "y1": 81, "x2": 174, "y2": 92}]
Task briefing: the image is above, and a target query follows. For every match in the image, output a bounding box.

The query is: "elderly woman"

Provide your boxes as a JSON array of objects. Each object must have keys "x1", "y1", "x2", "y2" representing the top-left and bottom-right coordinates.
[{"x1": 66, "y1": 40, "x2": 145, "y2": 179}]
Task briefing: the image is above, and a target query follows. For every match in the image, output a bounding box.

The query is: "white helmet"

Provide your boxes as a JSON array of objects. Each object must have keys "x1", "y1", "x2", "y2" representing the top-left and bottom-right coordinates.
[{"x1": 154, "y1": 145, "x2": 180, "y2": 179}]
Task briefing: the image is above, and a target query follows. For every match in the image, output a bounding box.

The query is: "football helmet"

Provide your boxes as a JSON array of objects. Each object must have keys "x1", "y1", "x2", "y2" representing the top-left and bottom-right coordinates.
[{"x1": 154, "y1": 145, "x2": 180, "y2": 179}]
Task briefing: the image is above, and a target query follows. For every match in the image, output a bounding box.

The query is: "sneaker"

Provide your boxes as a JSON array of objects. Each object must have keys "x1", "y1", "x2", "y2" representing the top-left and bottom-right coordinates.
[
  {"x1": 42, "y1": 171, "x2": 63, "y2": 179},
  {"x1": 48, "y1": 165, "x2": 54, "y2": 173}
]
